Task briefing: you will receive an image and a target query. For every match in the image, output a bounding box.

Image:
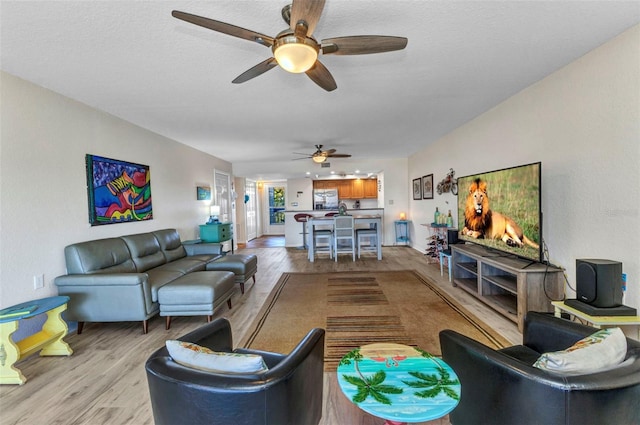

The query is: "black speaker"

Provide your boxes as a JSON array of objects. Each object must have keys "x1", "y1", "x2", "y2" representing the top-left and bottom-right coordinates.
[
  {"x1": 447, "y1": 229, "x2": 460, "y2": 246},
  {"x1": 576, "y1": 259, "x2": 622, "y2": 308}
]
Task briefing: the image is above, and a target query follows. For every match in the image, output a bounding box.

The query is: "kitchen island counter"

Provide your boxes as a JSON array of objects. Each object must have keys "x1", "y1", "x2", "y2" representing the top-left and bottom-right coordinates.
[
  {"x1": 283, "y1": 208, "x2": 384, "y2": 213},
  {"x1": 284, "y1": 209, "x2": 385, "y2": 248}
]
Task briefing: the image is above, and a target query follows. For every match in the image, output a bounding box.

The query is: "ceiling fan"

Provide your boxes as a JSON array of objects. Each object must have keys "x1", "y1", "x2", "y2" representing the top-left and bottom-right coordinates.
[
  {"x1": 171, "y1": 0, "x2": 408, "y2": 91},
  {"x1": 294, "y1": 145, "x2": 352, "y2": 163}
]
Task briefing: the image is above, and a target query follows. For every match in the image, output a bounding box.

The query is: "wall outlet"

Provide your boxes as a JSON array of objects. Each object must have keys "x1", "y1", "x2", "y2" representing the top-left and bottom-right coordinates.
[{"x1": 34, "y1": 274, "x2": 45, "y2": 290}]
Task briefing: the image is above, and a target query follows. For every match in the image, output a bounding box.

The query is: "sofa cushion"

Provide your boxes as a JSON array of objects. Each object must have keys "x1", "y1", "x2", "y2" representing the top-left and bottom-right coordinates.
[
  {"x1": 206, "y1": 254, "x2": 258, "y2": 279},
  {"x1": 533, "y1": 327, "x2": 627, "y2": 375},
  {"x1": 64, "y1": 238, "x2": 136, "y2": 274},
  {"x1": 147, "y1": 269, "x2": 185, "y2": 302},
  {"x1": 188, "y1": 254, "x2": 223, "y2": 264},
  {"x1": 165, "y1": 340, "x2": 268, "y2": 373},
  {"x1": 121, "y1": 233, "x2": 166, "y2": 272},
  {"x1": 155, "y1": 258, "x2": 205, "y2": 275},
  {"x1": 152, "y1": 229, "x2": 188, "y2": 262}
]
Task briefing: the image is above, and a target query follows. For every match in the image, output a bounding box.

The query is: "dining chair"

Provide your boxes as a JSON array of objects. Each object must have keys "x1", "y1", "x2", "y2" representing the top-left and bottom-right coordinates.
[{"x1": 333, "y1": 215, "x2": 355, "y2": 262}]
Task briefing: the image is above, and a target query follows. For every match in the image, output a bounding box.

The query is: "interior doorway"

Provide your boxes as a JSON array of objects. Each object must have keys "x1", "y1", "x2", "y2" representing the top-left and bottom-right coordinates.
[
  {"x1": 262, "y1": 182, "x2": 286, "y2": 235},
  {"x1": 214, "y1": 170, "x2": 231, "y2": 222},
  {"x1": 245, "y1": 179, "x2": 258, "y2": 241}
]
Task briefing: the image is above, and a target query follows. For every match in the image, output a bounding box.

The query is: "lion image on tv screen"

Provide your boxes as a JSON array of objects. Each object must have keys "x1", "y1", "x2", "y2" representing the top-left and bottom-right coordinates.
[{"x1": 462, "y1": 178, "x2": 539, "y2": 250}]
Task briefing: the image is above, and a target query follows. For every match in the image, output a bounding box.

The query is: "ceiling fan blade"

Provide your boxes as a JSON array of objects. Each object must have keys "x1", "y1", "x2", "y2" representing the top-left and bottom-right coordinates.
[
  {"x1": 327, "y1": 153, "x2": 351, "y2": 158},
  {"x1": 305, "y1": 60, "x2": 337, "y2": 92},
  {"x1": 232, "y1": 58, "x2": 277, "y2": 84},
  {"x1": 172, "y1": 10, "x2": 274, "y2": 47},
  {"x1": 323, "y1": 149, "x2": 336, "y2": 155},
  {"x1": 321, "y1": 36, "x2": 407, "y2": 55},
  {"x1": 290, "y1": 0, "x2": 325, "y2": 36}
]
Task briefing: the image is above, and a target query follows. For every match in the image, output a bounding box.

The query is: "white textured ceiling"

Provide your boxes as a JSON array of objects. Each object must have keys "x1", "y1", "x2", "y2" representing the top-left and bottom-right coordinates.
[{"x1": 2, "y1": 1, "x2": 639, "y2": 180}]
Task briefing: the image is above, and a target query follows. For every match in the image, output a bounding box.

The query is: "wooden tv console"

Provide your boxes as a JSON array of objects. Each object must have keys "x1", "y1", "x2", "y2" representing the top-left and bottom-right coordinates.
[{"x1": 451, "y1": 244, "x2": 564, "y2": 331}]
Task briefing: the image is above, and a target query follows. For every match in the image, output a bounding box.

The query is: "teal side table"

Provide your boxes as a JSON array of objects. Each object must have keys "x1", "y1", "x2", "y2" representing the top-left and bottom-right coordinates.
[
  {"x1": 394, "y1": 220, "x2": 410, "y2": 245},
  {"x1": 199, "y1": 223, "x2": 234, "y2": 253}
]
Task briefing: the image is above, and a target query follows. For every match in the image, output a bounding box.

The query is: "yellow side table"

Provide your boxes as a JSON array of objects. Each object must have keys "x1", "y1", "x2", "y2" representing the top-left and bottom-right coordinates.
[
  {"x1": 552, "y1": 301, "x2": 640, "y2": 340},
  {"x1": 0, "y1": 296, "x2": 73, "y2": 385}
]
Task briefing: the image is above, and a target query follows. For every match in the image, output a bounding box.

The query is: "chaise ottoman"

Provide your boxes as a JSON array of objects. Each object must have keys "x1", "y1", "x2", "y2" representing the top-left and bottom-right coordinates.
[
  {"x1": 206, "y1": 254, "x2": 258, "y2": 294},
  {"x1": 157, "y1": 271, "x2": 235, "y2": 330}
]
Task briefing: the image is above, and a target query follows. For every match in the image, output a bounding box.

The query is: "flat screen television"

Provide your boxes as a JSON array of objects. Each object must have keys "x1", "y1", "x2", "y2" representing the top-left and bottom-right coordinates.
[{"x1": 456, "y1": 162, "x2": 542, "y2": 263}]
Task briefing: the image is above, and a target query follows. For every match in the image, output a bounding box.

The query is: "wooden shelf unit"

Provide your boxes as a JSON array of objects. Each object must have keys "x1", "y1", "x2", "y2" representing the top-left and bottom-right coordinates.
[{"x1": 451, "y1": 244, "x2": 564, "y2": 331}]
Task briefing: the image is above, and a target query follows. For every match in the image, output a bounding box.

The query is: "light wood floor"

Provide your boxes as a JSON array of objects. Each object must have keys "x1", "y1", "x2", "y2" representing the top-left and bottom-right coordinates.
[{"x1": 0, "y1": 244, "x2": 522, "y2": 425}]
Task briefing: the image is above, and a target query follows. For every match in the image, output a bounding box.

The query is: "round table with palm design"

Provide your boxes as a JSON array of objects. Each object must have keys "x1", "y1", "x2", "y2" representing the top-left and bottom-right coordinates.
[{"x1": 337, "y1": 343, "x2": 460, "y2": 425}]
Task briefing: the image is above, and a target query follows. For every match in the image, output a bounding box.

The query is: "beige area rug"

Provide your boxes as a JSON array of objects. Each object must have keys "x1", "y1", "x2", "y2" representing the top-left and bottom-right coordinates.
[{"x1": 240, "y1": 270, "x2": 510, "y2": 371}]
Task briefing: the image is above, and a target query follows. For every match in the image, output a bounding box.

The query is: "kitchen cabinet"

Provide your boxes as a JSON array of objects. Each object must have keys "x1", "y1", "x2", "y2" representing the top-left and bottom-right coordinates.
[
  {"x1": 363, "y1": 179, "x2": 378, "y2": 198},
  {"x1": 314, "y1": 181, "x2": 337, "y2": 190},
  {"x1": 351, "y1": 179, "x2": 364, "y2": 198},
  {"x1": 314, "y1": 179, "x2": 378, "y2": 199},
  {"x1": 337, "y1": 180, "x2": 352, "y2": 199}
]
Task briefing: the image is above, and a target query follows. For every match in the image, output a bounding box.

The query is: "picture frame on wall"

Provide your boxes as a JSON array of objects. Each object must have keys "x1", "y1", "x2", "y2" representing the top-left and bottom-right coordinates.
[
  {"x1": 196, "y1": 186, "x2": 212, "y2": 201},
  {"x1": 422, "y1": 174, "x2": 434, "y2": 199},
  {"x1": 412, "y1": 178, "x2": 422, "y2": 200},
  {"x1": 85, "y1": 154, "x2": 153, "y2": 226}
]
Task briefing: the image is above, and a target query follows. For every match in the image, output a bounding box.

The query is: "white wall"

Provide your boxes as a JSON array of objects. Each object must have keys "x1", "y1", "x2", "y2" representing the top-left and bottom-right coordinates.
[
  {"x1": 409, "y1": 25, "x2": 640, "y2": 310},
  {"x1": 0, "y1": 72, "x2": 232, "y2": 307},
  {"x1": 286, "y1": 178, "x2": 314, "y2": 210},
  {"x1": 375, "y1": 160, "x2": 410, "y2": 245}
]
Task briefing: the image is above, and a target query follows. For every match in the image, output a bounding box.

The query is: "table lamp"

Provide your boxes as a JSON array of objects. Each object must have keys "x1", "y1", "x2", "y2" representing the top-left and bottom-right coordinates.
[{"x1": 207, "y1": 205, "x2": 221, "y2": 224}]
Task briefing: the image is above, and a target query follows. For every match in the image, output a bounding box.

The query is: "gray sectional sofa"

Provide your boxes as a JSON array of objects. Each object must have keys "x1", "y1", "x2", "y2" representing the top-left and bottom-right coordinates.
[{"x1": 55, "y1": 228, "x2": 244, "y2": 334}]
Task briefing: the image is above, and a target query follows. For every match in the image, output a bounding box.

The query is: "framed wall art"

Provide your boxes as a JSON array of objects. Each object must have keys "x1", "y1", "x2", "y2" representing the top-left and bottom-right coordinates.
[
  {"x1": 86, "y1": 154, "x2": 153, "y2": 226},
  {"x1": 196, "y1": 186, "x2": 212, "y2": 201},
  {"x1": 412, "y1": 178, "x2": 422, "y2": 200},
  {"x1": 422, "y1": 174, "x2": 434, "y2": 199}
]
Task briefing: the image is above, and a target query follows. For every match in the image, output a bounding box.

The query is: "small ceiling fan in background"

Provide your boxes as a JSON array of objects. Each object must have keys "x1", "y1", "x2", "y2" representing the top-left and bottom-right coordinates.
[
  {"x1": 293, "y1": 145, "x2": 352, "y2": 163},
  {"x1": 171, "y1": 0, "x2": 408, "y2": 91}
]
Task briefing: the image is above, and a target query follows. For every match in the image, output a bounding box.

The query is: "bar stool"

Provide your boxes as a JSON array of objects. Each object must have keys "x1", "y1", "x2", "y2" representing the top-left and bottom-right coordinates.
[
  {"x1": 294, "y1": 213, "x2": 313, "y2": 249},
  {"x1": 313, "y1": 229, "x2": 334, "y2": 259},
  {"x1": 356, "y1": 224, "x2": 378, "y2": 258},
  {"x1": 333, "y1": 215, "x2": 355, "y2": 262}
]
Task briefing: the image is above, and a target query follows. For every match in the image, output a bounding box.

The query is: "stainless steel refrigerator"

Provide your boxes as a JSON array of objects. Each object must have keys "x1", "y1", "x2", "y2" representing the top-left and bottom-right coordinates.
[{"x1": 313, "y1": 189, "x2": 339, "y2": 210}]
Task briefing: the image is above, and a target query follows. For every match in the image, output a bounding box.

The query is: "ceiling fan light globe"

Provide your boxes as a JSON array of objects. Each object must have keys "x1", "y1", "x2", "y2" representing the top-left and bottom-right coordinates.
[
  {"x1": 312, "y1": 155, "x2": 326, "y2": 163},
  {"x1": 273, "y1": 36, "x2": 318, "y2": 73}
]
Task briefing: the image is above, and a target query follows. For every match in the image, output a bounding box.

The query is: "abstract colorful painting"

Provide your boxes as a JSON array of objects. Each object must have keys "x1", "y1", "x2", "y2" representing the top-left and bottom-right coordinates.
[{"x1": 86, "y1": 154, "x2": 153, "y2": 226}]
